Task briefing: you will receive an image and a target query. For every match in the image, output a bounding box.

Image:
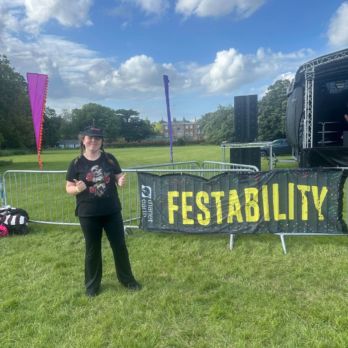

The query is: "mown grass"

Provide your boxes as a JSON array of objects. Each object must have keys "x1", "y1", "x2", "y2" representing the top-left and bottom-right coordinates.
[
  {"x1": 2, "y1": 146, "x2": 348, "y2": 348},
  {"x1": 0, "y1": 145, "x2": 224, "y2": 171}
]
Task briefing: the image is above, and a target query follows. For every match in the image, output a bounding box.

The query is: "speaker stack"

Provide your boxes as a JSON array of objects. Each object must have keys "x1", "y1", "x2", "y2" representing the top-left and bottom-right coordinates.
[{"x1": 230, "y1": 95, "x2": 260, "y2": 169}]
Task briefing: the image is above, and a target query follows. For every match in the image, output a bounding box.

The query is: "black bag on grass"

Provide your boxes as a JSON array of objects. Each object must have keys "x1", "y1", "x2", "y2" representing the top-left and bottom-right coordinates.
[{"x1": 0, "y1": 206, "x2": 29, "y2": 235}]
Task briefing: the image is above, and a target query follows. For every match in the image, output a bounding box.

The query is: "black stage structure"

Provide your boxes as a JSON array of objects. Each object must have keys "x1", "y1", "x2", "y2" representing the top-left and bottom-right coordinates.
[{"x1": 287, "y1": 48, "x2": 348, "y2": 167}]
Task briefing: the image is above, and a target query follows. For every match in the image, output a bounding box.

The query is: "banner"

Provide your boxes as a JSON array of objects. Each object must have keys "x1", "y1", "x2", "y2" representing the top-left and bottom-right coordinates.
[
  {"x1": 138, "y1": 169, "x2": 346, "y2": 234},
  {"x1": 27, "y1": 73, "x2": 48, "y2": 170}
]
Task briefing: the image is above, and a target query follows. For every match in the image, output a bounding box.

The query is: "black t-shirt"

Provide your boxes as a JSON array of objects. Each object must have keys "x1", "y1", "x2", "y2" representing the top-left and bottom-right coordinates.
[{"x1": 66, "y1": 152, "x2": 122, "y2": 217}]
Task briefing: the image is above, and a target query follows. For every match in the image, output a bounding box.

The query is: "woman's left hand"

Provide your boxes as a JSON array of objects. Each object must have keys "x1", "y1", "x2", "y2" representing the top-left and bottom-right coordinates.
[{"x1": 117, "y1": 173, "x2": 126, "y2": 187}]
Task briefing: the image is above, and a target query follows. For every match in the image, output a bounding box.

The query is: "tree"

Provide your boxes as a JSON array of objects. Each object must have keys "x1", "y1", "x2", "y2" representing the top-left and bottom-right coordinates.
[
  {"x1": 42, "y1": 107, "x2": 68, "y2": 147},
  {"x1": 152, "y1": 121, "x2": 164, "y2": 135},
  {"x1": 258, "y1": 79, "x2": 290, "y2": 141},
  {"x1": 69, "y1": 103, "x2": 123, "y2": 141},
  {"x1": 67, "y1": 104, "x2": 154, "y2": 142},
  {"x1": 199, "y1": 105, "x2": 234, "y2": 144},
  {"x1": 0, "y1": 56, "x2": 34, "y2": 149},
  {"x1": 59, "y1": 109, "x2": 75, "y2": 140},
  {"x1": 118, "y1": 110, "x2": 155, "y2": 142}
]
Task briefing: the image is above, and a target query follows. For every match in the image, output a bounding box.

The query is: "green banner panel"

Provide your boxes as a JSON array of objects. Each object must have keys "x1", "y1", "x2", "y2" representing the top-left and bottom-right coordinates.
[{"x1": 138, "y1": 169, "x2": 346, "y2": 234}]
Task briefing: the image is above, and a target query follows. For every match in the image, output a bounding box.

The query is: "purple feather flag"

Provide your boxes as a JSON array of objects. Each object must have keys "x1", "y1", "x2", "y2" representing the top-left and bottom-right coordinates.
[
  {"x1": 27, "y1": 73, "x2": 48, "y2": 170},
  {"x1": 163, "y1": 74, "x2": 173, "y2": 162}
]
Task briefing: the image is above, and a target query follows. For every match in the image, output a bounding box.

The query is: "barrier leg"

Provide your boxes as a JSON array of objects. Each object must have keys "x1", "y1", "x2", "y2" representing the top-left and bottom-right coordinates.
[
  {"x1": 279, "y1": 233, "x2": 287, "y2": 254},
  {"x1": 229, "y1": 234, "x2": 235, "y2": 250}
]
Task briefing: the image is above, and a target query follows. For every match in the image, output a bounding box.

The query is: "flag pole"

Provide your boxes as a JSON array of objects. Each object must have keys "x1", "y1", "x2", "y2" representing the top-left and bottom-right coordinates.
[{"x1": 163, "y1": 75, "x2": 173, "y2": 163}]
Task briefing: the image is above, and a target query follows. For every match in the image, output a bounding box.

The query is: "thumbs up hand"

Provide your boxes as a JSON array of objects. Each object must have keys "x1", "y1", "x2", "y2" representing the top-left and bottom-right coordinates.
[
  {"x1": 74, "y1": 179, "x2": 86, "y2": 194},
  {"x1": 117, "y1": 173, "x2": 126, "y2": 187}
]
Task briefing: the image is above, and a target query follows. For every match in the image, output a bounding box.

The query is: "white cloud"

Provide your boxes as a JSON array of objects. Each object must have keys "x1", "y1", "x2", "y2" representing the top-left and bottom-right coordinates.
[
  {"x1": 24, "y1": 0, "x2": 92, "y2": 26},
  {"x1": 118, "y1": 0, "x2": 169, "y2": 16},
  {"x1": 1, "y1": 32, "x2": 180, "y2": 100},
  {"x1": 175, "y1": 0, "x2": 266, "y2": 18},
  {"x1": 200, "y1": 48, "x2": 245, "y2": 92},
  {"x1": 198, "y1": 47, "x2": 314, "y2": 93},
  {"x1": 0, "y1": 0, "x2": 92, "y2": 35},
  {"x1": 327, "y1": 2, "x2": 348, "y2": 49},
  {"x1": 134, "y1": 0, "x2": 169, "y2": 15},
  {"x1": 2, "y1": 27, "x2": 315, "y2": 105},
  {"x1": 116, "y1": 55, "x2": 161, "y2": 91},
  {"x1": 115, "y1": 0, "x2": 266, "y2": 18},
  {"x1": 275, "y1": 72, "x2": 295, "y2": 82},
  {"x1": 0, "y1": 1, "x2": 24, "y2": 36}
]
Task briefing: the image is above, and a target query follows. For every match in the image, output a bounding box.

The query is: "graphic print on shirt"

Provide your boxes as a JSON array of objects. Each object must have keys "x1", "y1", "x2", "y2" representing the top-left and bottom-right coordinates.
[{"x1": 85, "y1": 165, "x2": 111, "y2": 197}]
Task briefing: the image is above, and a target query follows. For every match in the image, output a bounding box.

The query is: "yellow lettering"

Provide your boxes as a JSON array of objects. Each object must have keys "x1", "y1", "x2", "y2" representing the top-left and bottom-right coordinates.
[
  {"x1": 196, "y1": 191, "x2": 211, "y2": 226},
  {"x1": 168, "y1": 191, "x2": 179, "y2": 224},
  {"x1": 288, "y1": 183, "x2": 295, "y2": 220},
  {"x1": 245, "y1": 187, "x2": 259, "y2": 222},
  {"x1": 211, "y1": 191, "x2": 224, "y2": 224},
  {"x1": 297, "y1": 185, "x2": 311, "y2": 220},
  {"x1": 168, "y1": 183, "x2": 324, "y2": 226},
  {"x1": 182, "y1": 191, "x2": 194, "y2": 225},
  {"x1": 227, "y1": 189, "x2": 243, "y2": 223},
  {"x1": 261, "y1": 185, "x2": 270, "y2": 221},
  {"x1": 311, "y1": 186, "x2": 328, "y2": 221},
  {"x1": 273, "y1": 184, "x2": 286, "y2": 221}
]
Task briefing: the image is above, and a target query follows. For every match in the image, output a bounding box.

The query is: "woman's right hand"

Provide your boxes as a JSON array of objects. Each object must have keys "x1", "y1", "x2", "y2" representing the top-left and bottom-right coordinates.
[{"x1": 74, "y1": 179, "x2": 87, "y2": 194}]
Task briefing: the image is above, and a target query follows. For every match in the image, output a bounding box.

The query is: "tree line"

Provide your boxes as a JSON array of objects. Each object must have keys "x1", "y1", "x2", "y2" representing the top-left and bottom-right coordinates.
[
  {"x1": 42, "y1": 105, "x2": 155, "y2": 148},
  {"x1": 199, "y1": 79, "x2": 290, "y2": 143},
  {"x1": 0, "y1": 55, "x2": 290, "y2": 149}
]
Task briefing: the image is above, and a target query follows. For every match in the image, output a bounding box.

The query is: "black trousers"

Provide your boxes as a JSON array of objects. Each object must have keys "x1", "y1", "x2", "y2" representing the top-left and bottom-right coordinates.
[{"x1": 79, "y1": 212, "x2": 135, "y2": 293}]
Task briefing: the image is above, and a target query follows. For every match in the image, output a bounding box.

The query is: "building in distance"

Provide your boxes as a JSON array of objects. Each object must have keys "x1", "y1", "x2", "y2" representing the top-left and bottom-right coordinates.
[{"x1": 161, "y1": 118, "x2": 202, "y2": 141}]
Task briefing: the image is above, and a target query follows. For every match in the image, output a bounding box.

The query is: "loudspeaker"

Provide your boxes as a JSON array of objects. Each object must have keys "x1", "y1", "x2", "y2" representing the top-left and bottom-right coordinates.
[
  {"x1": 234, "y1": 95, "x2": 258, "y2": 142},
  {"x1": 230, "y1": 148, "x2": 261, "y2": 170}
]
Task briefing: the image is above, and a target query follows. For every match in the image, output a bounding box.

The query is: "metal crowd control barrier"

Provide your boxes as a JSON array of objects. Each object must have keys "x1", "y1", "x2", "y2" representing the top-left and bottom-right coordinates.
[
  {"x1": 273, "y1": 167, "x2": 348, "y2": 254},
  {"x1": 3, "y1": 163, "x2": 345, "y2": 254},
  {"x1": 1, "y1": 161, "x2": 257, "y2": 228},
  {"x1": 221, "y1": 141, "x2": 274, "y2": 169}
]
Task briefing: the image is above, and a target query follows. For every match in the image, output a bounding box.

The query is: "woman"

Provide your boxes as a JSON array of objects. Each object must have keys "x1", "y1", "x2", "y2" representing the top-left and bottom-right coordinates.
[{"x1": 66, "y1": 126, "x2": 141, "y2": 297}]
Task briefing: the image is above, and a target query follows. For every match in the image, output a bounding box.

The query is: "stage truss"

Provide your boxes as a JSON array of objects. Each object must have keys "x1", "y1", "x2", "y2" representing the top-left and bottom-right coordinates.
[{"x1": 299, "y1": 49, "x2": 348, "y2": 149}]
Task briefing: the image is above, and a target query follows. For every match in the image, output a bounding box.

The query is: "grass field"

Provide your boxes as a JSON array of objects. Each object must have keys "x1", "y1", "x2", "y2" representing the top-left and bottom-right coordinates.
[
  {"x1": 1, "y1": 146, "x2": 348, "y2": 348},
  {"x1": 0, "y1": 145, "x2": 224, "y2": 171}
]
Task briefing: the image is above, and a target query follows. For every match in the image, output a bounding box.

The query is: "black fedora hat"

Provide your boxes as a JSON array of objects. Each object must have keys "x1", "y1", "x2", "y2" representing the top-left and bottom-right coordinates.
[{"x1": 80, "y1": 126, "x2": 104, "y2": 138}]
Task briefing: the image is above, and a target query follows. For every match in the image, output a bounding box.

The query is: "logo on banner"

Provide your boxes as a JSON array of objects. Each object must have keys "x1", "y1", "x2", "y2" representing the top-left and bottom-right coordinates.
[
  {"x1": 141, "y1": 185, "x2": 153, "y2": 223},
  {"x1": 141, "y1": 185, "x2": 152, "y2": 198}
]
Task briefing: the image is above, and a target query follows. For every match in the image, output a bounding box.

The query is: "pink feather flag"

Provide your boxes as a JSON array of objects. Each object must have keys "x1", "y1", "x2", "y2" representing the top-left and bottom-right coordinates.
[{"x1": 27, "y1": 73, "x2": 48, "y2": 170}]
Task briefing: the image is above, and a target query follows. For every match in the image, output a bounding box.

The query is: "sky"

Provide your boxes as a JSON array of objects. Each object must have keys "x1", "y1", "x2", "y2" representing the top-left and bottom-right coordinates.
[{"x1": 1, "y1": 0, "x2": 348, "y2": 122}]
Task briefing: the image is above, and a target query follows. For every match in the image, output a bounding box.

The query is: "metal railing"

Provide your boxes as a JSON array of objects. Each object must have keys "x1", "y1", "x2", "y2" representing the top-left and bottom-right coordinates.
[
  {"x1": 2, "y1": 163, "x2": 347, "y2": 254},
  {"x1": 220, "y1": 141, "x2": 275, "y2": 169},
  {"x1": 1, "y1": 161, "x2": 258, "y2": 227}
]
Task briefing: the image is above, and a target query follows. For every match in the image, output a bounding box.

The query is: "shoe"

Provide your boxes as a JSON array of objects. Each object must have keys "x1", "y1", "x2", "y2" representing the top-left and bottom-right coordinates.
[
  {"x1": 122, "y1": 280, "x2": 142, "y2": 291},
  {"x1": 86, "y1": 288, "x2": 100, "y2": 297}
]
